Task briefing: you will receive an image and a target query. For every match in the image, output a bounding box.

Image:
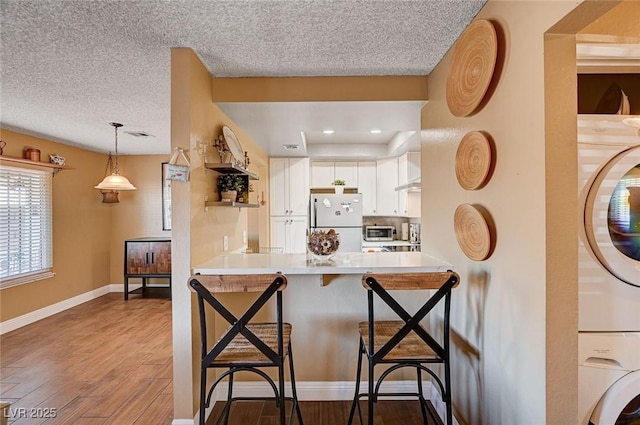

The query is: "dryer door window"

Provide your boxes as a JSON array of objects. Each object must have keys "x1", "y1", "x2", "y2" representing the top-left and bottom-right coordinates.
[
  {"x1": 616, "y1": 393, "x2": 640, "y2": 424},
  {"x1": 608, "y1": 164, "x2": 640, "y2": 262},
  {"x1": 590, "y1": 371, "x2": 640, "y2": 425},
  {"x1": 584, "y1": 145, "x2": 640, "y2": 287}
]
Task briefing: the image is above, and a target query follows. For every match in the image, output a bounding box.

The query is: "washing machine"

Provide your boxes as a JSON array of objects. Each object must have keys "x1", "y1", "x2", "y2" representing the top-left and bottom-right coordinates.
[
  {"x1": 578, "y1": 115, "x2": 640, "y2": 332},
  {"x1": 578, "y1": 115, "x2": 640, "y2": 425},
  {"x1": 578, "y1": 333, "x2": 640, "y2": 425}
]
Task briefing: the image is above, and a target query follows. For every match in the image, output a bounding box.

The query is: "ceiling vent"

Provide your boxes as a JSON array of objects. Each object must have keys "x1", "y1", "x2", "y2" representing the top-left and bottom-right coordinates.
[
  {"x1": 283, "y1": 144, "x2": 300, "y2": 150},
  {"x1": 125, "y1": 131, "x2": 155, "y2": 138}
]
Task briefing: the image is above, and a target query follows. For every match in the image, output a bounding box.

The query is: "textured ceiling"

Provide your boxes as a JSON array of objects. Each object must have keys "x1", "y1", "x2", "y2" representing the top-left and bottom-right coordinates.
[{"x1": 0, "y1": 0, "x2": 486, "y2": 157}]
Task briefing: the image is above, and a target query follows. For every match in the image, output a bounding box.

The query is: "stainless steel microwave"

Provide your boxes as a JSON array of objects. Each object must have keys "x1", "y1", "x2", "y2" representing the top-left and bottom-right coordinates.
[{"x1": 364, "y1": 226, "x2": 394, "y2": 241}]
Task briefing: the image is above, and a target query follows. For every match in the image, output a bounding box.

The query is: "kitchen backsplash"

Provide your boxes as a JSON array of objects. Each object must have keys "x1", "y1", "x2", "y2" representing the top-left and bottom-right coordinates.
[{"x1": 362, "y1": 216, "x2": 420, "y2": 239}]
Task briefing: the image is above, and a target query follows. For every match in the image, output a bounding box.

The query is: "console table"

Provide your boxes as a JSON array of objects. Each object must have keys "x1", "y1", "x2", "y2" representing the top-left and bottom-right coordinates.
[{"x1": 124, "y1": 237, "x2": 171, "y2": 300}]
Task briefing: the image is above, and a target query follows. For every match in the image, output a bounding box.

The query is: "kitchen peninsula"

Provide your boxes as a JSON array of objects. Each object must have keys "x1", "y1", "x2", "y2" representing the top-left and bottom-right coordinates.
[{"x1": 192, "y1": 252, "x2": 454, "y2": 385}]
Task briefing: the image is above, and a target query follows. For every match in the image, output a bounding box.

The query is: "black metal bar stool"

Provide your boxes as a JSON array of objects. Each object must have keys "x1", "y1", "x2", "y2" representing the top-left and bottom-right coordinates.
[
  {"x1": 189, "y1": 273, "x2": 304, "y2": 425},
  {"x1": 347, "y1": 271, "x2": 460, "y2": 425}
]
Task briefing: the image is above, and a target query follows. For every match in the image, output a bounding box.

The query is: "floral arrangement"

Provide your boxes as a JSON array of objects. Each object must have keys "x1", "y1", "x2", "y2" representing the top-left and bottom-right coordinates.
[
  {"x1": 332, "y1": 179, "x2": 346, "y2": 186},
  {"x1": 218, "y1": 174, "x2": 245, "y2": 192},
  {"x1": 307, "y1": 229, "x2": 340, "y2": 258}
]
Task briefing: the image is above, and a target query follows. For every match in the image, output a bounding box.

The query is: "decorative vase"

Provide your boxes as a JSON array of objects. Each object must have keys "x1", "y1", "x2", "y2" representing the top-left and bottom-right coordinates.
[
  {"x1": 334, "y1": 185, "x2": 344, "y2": 195},
  {"x1": 220, "y1": 190, "x2": 237, "y2": 202}
]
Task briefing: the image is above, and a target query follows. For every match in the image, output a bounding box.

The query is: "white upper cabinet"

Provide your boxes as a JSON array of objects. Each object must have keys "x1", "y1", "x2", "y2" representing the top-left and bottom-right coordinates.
[
  {"x1": 375, "y1": 158, "x2": 399, "y2": 216},
  {"x1": 310, "y1": 162, "x2": 335, "y2": 187},
  {"x1": 270, "y1": 158, "x2": 310, "y2": 216},
  {"x1": 357, "y1": 162, "x2": 377, "y2": 215},
  {"x1": 334, "y1": 162, "x2": 358, "y2": 187},
  {"x1": 311, "y1": 161, "x2": 358, "y2": 187}
]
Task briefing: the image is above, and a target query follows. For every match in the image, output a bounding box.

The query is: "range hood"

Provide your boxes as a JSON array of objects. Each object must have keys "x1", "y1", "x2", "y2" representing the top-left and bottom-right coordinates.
[{"x1": 395, "y1": 178, "x2": 421, "y2": 192}]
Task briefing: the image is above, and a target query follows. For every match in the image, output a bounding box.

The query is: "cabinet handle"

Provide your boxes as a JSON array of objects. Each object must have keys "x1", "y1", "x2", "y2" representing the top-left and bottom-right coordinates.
[
  {"x1": 150, "y1": 252, "x2": 154, "y2": 264},
  {"x1": 145, "y1": 253, "x2": 149, "y2": 265}
]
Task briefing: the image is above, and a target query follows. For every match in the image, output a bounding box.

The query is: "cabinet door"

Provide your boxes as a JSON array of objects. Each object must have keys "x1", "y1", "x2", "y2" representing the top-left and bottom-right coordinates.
[
  {"x1": 149, "y1": 241, "x2": 171, "y2": 274},
  {"x1": 407, "y1": 152, "x2": 421, "y2": 182},
  {"x1": 288, "y1": 158, "x2": 310, "y2": 216},
  {"x1": 269, "y1": 158, "x2": 289, "y2": 216},
  {"x1": 334, "y1": 162, "x2": 358, "y2": 188},
  {"x1": 270, "y1": 217, "x2": 288, "y2": 252},
  {"x1": 398, "y1": 154, "x2": 408, "y2": 186},
  {"x1": 358, "y1": 162, "x2": 377, "y2": 215},
  {"x1": 126, "y1": 242, "x2": 149, "y2": 274},
  {"x1": 288, "y1": 216, "x2": 308, "y2": 254},
  {"x1": 310, "y1": 161, "x2": 334, "y2": 188},
  {"x1": 376, "y1": 158, "x2": 399, "y2": 216}
]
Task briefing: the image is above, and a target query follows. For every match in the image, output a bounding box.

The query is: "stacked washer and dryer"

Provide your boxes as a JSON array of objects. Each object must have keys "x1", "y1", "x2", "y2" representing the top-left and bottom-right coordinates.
[{"x1": 578, "y1": 114, "x2": 640, "y2": 425}]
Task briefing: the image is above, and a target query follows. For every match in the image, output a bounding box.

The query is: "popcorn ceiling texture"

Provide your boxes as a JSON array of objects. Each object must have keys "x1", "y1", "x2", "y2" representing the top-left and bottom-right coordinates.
[{"x1": 0, "y1": 0, "x2": 485, "y2": 154}]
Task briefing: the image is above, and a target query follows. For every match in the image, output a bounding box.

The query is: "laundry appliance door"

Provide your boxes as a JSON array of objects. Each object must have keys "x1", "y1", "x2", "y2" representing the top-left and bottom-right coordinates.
[
  {"x1": 580, "y1": 143, "x2": 640, "y2": 331},
  {"x1": 589, "y1": 371, "x2": 640, "y2": 425}
]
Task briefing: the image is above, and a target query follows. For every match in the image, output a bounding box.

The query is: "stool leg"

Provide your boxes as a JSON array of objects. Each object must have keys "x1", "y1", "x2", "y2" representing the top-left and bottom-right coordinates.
[
  {"x1": 288, "y1": 342, "x2": 304, "y2": 425},
  {"x1": 347, "y1": 339, "x2": 365, "y2": 425},
  {"x1": 417, "y1": 368, "x2": 428, "y2": 425},
  {"x1": 223, "y1": 371, "x2": 234, "y2": 425},
  {"x1": 279, "y1": 358, "x2": 286, "y2": 425},
  {"x1": 199, "y1": 366, "x2": 207, "y2": 425},
  {"x1": 367, "y1": 355, "x2": 374, "y2": 425},
  {"x1": 445, "y1": 362, "x2": 452, "y2": 425}
]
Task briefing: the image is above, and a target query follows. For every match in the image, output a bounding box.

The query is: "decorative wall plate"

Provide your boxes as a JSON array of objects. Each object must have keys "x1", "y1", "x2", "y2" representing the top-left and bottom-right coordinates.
[
  {"x1": 446, "y1": 19, "x2": 498, "y2": 117},
  {"x1": 455, "y1": 131, "x2": 494, "y2": 190},
  {"x1": 454, "y1": 203, "x2": 495, "y2": 261},
  {"x1": 222, "y1": 126, "x2": 244, "y2": 165}
]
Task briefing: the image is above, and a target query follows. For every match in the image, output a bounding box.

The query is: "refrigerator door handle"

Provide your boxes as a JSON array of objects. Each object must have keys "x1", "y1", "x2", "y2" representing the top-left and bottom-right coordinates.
[{"x1": 313, "y1": 198, "x2": 317, "y2": 228}]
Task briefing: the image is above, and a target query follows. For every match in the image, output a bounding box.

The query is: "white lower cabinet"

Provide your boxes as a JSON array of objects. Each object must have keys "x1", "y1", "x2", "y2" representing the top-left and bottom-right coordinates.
[{"x1": 270, "y1": 216, "x2": 308, "y2": 254}]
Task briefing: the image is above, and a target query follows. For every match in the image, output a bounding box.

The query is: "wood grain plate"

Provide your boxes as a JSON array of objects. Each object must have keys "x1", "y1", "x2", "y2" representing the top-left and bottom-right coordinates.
[
  {"x1": 446, "y1": 19, "x2": 497, "y2": 117},
  {"x1": 455, "y1": 131, "x2": 493, "y2": 190},
  {"x1": 454, "y1": 204, "x2": 494, "y2": 261}
]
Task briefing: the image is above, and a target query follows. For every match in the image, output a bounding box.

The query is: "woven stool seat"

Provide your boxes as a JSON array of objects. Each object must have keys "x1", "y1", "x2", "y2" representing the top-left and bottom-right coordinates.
[
  {"x1": 212, "y1": 323, "x2": 292, "y2": 365},
  {"x1": 359, "y1": 320, "x2": 437, "y2": 361}
]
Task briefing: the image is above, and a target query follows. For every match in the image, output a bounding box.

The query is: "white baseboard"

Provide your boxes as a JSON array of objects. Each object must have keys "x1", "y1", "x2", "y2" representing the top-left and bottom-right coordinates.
[
  {"x1": 199, "y1": 380, "x2": 458, "y2": 425},
  {"x1": 171, "y1": 420, "x2": 194, "y2": 425},
  {"x1": 0, "y1": 284, "x2": 118, "y2": 335}
]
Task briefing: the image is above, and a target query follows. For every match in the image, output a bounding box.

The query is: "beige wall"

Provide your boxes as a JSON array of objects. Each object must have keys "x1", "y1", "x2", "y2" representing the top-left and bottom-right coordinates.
[
  {"x1": 0, "y1": 130, "x2": 112, "y2": 322},
  {"x1": 421, "y1": 1, "x2": 630, "y2": 425},
  {"x1": 170, "y1": 48, "x2": 271, "y2": 420}
]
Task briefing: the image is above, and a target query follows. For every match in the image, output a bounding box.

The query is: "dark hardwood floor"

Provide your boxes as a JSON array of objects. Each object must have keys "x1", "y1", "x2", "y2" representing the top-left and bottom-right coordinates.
[{"x1": 1, "y1": 294, "x2": 435, "y2": 425}]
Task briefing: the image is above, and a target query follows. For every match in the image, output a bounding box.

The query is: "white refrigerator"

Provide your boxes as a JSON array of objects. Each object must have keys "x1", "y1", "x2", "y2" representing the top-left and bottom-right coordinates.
[{"x1": 310, "y1": 193, "x2": 363, "y2": 252}]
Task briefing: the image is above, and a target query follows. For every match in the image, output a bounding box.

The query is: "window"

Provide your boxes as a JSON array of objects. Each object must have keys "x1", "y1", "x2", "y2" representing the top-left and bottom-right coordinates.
[{"x1": 0, "y1": 164, "x2": 54, "y2": 289}]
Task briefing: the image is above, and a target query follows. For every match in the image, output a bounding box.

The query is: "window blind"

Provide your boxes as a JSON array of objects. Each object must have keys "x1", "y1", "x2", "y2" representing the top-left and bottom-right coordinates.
[{"x1": 0, "y1": 165, "x2": 53, "y2": 288}]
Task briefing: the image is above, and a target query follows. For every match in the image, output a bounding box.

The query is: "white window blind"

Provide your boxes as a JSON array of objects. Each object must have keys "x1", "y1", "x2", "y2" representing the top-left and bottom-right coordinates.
[{"x1": 0, "y1": 165, "x2": 54, "y2": 289}]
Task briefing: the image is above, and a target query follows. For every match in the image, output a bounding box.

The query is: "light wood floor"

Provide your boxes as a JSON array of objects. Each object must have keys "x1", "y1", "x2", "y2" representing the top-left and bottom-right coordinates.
[{"x1": 1, "y1": 293, "x2": 436, "y2": 425}]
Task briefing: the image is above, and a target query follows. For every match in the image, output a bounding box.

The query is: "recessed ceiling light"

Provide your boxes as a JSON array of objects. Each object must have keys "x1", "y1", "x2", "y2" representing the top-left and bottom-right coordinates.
[
  {"x1": 370, "y1": 129, "x2": 382, "y2": 134},
  {"x1": 322, "y1": 129, "x2": 334, "y2": 134}
]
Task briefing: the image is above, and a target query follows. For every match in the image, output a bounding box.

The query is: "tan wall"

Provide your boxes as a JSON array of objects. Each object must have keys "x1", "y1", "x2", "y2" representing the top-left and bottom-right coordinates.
[
  {"x1": 421, "y1": 1, "x2": 630, "y2": 424},
  {"x1": 170, "y1": 48, "x2": 270, "y2": 420},
  {"x1": 0, "y1": 129, "x2": 112, "y2": 321},
  {"x1": 108, "y1": 154, "x2": 171, "y2": 284}
]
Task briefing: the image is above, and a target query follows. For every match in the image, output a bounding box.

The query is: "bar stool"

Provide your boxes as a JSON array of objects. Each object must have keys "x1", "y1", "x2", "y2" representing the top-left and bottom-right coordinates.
[
  {"x1": 189, "y1": 273, "x2": 304, "y2": 425},
  {"x1": 347, "y1": 271, "x2": 460, "y2": 425}
]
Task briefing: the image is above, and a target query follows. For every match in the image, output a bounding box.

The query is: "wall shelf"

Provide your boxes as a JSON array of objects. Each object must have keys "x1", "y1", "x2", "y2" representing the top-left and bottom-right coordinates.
[
  {"x1": 0, "y1": 155, "x2": 73, "y2": 174},
  {"x1": 204, "y1": 162, "x2": 259, "y2": 180},
  {"x1": 205, "y1": 201, "x2": 260, "y2": 208}
]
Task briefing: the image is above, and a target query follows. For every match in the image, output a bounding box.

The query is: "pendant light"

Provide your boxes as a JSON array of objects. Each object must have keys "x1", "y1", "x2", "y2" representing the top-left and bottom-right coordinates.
[{"x1": 95, "y1": 122, "x2": 136, "y2": 192}]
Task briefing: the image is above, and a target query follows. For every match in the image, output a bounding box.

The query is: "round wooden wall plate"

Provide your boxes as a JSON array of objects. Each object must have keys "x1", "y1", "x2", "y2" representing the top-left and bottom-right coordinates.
[
  {"x1": 455, "y1": 131, "x2": 493, "y2": 190},
  {"x1": 446, "y1": 19, "x2": 498, "y2": 117},
  {"x1": 454, "y1": 204, "x2": 494, "y2": 261}
]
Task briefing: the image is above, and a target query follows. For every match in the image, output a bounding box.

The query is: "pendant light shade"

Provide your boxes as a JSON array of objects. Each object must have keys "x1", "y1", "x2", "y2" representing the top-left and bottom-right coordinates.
[
  {"x1": 95, "y1": 122, "x2": 136, "y2": 192},
  {"x1": 95, "y1": 173, "x2": 137, "y2": 190}
]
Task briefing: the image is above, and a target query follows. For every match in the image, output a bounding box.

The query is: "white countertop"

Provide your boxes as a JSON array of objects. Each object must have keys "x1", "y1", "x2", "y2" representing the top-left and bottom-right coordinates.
[{"x1": 193, "y1": 252, "x2": 451, "y2": 276}]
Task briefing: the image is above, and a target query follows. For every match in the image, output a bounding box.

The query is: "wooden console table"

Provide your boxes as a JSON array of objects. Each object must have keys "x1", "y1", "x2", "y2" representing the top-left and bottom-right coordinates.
[{"x1": 124, "y1": 237, "x2": 171, "y2": 300}]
